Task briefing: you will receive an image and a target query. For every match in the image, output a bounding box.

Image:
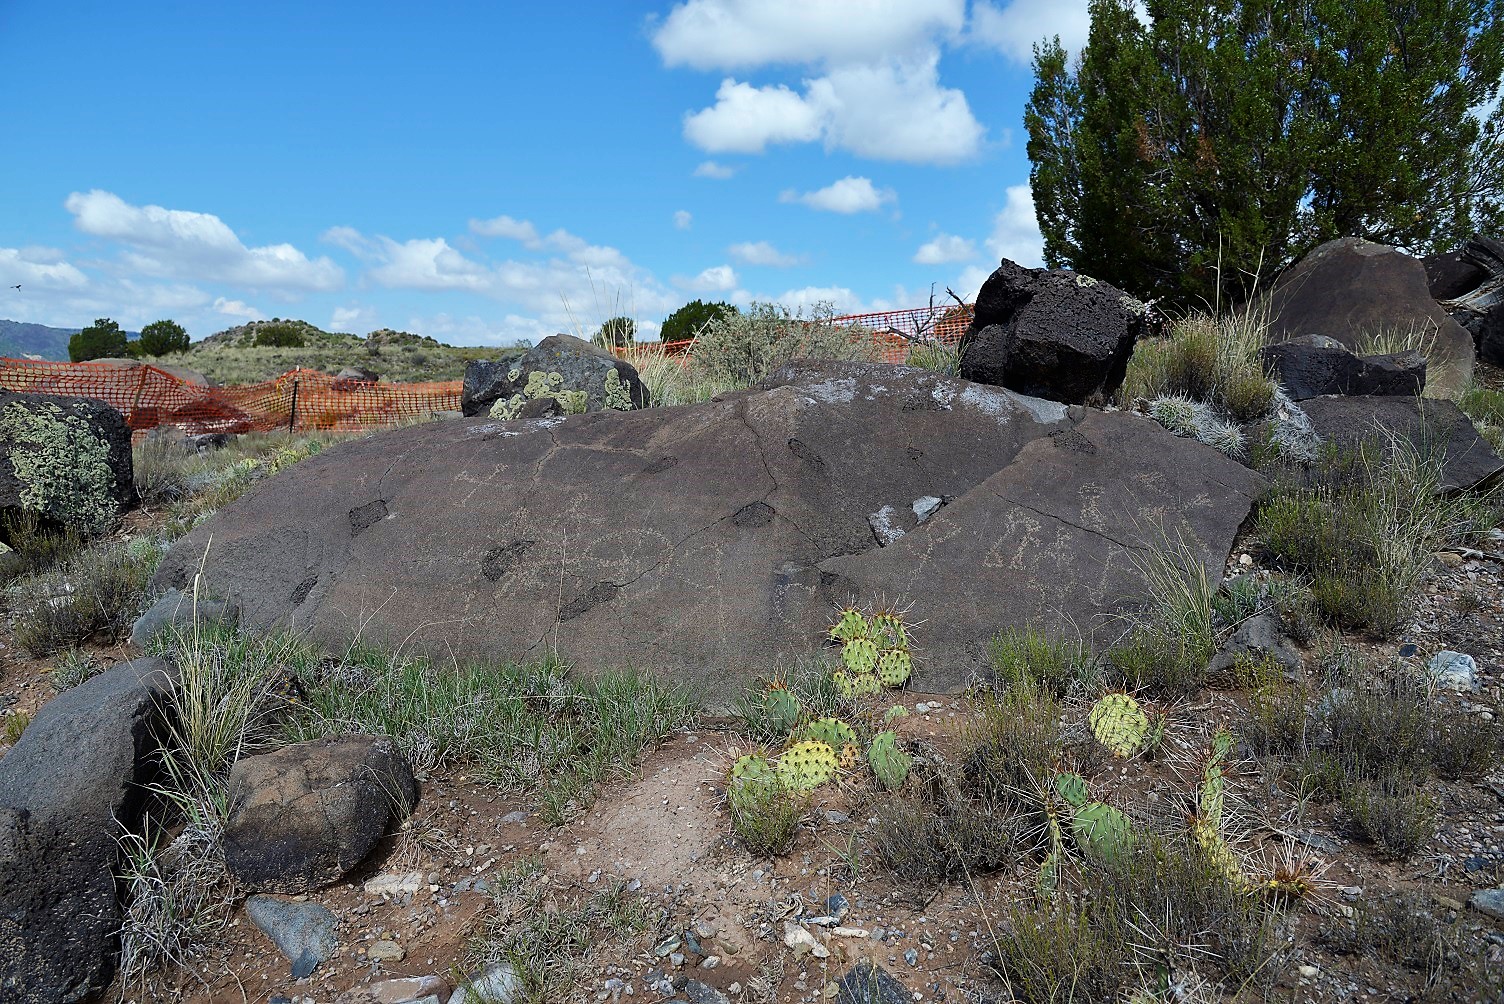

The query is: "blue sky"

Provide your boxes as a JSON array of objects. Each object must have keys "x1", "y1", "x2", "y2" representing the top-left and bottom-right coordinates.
[{"x1": 0, "y1": 1, "x2": 1089, "y2": 345}]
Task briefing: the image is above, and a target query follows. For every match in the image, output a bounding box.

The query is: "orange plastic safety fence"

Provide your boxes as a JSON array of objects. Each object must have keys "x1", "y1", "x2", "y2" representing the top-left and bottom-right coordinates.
[
  {"x1": 615, "y1": 304, "x2": 974, "y2": 367},
  {"x1": 0, "y1": 359, "x2": 462, "y2": 438}
]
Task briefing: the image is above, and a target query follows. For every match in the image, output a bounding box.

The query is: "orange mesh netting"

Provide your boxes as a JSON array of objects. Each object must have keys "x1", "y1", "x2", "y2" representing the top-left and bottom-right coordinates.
[{"x1": 0, "y1": 359, "x2": 462, "y2": 437}]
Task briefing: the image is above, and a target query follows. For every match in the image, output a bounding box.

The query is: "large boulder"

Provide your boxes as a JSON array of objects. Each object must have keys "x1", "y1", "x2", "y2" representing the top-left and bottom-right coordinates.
[
  {"x1": 153, "y1": 361, "x2": 1262, "y2": 695},
  {"x1": 0, "y1": 657, "x2": 177, "y2": 1004},
  {"x1": 462, "y1": 334, "x2": 649, "y2": 418},
  {"x1": 1262, "y1": 238, "x2": 1474, "y2": 398},
  {"x1": 223, "y1": 735, "x2": 418, "y2": 894},
  {"x1": 0, "y1": 391, "x2": 134, "y2": 532},
  {"x1": 1439, "y1": 237, "x2": 1504, "y2": 367},
  {"x1": 959, "y1": 259, "x2": 1148, "y2": 405},
  {"x1": 1260, "y1": 335, "x2": 1426, "y2": 400},
  {"x1": 1300, "y1": 395, "x2": 1504, "y2": 493},
  {"x1": 1425, "y1": 249, "x2": 1488, "y2": 300}
]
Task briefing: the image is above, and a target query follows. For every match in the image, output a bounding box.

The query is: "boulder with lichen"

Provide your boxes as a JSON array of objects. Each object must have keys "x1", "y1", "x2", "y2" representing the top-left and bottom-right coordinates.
[{"x1": 0, "y1": 391, "x2": 134, "y2": 533}]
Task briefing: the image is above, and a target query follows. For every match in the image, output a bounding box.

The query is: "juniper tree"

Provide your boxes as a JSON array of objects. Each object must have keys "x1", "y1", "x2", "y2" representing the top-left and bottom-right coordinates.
[{"x1": 1025, "y1": 0, "x2": 1504, "y2": 309}]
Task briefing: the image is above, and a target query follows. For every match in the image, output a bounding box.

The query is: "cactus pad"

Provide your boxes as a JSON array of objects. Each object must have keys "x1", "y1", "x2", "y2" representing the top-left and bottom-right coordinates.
[
  {"x1": 876, "y1": 647, "x2": 913, "y2": 687},
  {"x1": 1088, "y1": 692, "x2": 1151, "y2": 758},
  {"x1": 1052, "y1": 771, "x2": 1091, "y2": 808},
  {"x1": 801, "y1": 717, "x2": 857, "y2": 749},
  {"x1": 776, "y1": 740, "x2": 840, "y2": 790},
  {"x1": 870, "y1": 610, "x2": 909, "y2": 649},
  {"x1": 829, "y1": 607, "x2": 869, "y2": 643},
  {"x1": 867, "y1": 730, "x2": 912, "y2": 789},
  {"x1": 757, "y1": 686, "x2": 801, "y2": 736},
  {"x1": 727, "y1": 753, "x2": 778, "y2": 812},
  {"x1": 842, "y1": 637, "x2": 879, "y2": 675}
]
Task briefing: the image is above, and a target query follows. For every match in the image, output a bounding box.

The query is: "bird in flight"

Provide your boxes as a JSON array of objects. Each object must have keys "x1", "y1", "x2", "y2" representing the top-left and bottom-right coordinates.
[{"x1": 8, "y1": 285, "x2": 18, "y2": 290}]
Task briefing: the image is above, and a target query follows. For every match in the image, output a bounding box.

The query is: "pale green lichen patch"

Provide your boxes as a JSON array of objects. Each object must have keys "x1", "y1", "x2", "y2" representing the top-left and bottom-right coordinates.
[
  {"x1": 603, "y1": 369, "x2": 634, "y2": 411},
  {"x1": 1074, "y1": 274, "x2": 1099, "y2": 288},
  {"x1": 1, "y1": 402, "x2": 119, "y2": 532},
  {"x1": 490, "y1": 370, "x2": 589, "y2": 419}
]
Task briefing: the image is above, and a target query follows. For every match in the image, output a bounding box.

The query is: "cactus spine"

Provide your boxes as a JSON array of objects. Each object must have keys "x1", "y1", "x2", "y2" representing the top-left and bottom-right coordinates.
[
  {"x1": 1088, "y1": 692, "x2": 1152, "y2": 758},
  {"x1": 777, "y1": 740, "x2": 841, "y2": 790},
  {"x1": 800, "y1": 717, "x2": 857, "y2": 749},
  {"x1": 1052, "y1": 772, "x2": 1135, "y2": 864}
]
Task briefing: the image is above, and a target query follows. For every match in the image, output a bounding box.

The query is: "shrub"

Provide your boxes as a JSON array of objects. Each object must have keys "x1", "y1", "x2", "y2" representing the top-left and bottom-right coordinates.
[
  {"x1": 988, "y1": 626, "x2": 1093, "y2": 695},
  {"x1": 1340, "y1": 775, "x2": 1437, "y2": 860},
  {"x1": 137, "y1": 319, "x2": 190, "y2": 357},
  {"x1": 50, "y1": 649, "x2": 101, "y2": 691},
  {"x1": 1256, "y1": 439, "x2": 1500, "y2": 637},
  {"x1": 963, "y1": 676, "x2": 1063, "y2": 804},
  {"x1": 727, "y1": 772, "x2": 807, "y2": 857},
  {"x1": 0, "y1": 510, "x2": 86, "y2": 581},
  {"x1": 1119, "y1": 310, "x2": 1276, "y2": 425},
  {"x1": 68, "y1": 318, "x2": 128, "y2": 361},
  {"x1": 660, "y1": 299, "x2": 736, "y2": 344},
  {"x1": 870, "y1": 794, "x2": 1014, "y2": 883},
  {"x1": 252, "y1": 322, "x2": 306, "y2": 348},
  {"x1": 134, "y1": 435, "x2": 194, "y2": 507},
  {"x1": 687, "y1": 300, "x2": 880, "y2": 388},
  {"x1": 10, "y1": 542, "x2": 160, "y2": 656},
  {"x1": 2, "y1": 710, "x2": 29, "y2": 746},
  {"x1": 1237, "y1": 655, "x2": 1311, "y2": 757}
]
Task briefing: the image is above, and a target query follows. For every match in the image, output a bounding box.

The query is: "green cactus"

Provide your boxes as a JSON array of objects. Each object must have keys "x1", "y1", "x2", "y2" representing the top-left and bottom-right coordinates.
[
  {"x1": 1198, "y1": 728, "x2": 1236, "y2": 828},
  {"x1": 867, "y1": 730, "x2": 912, "y2": 789},
  {"x1": 870, "y1": 610, "x2": 909, "y2": 649},
  {"x1": 754, "y1": 684, "x2": 801, "y2": 736},
  {"x1": 800, "y1": 717, "x2": 857, "y2": 749},
  {"x1": 727, "y1": 753, "x2": 777, "y2": 812},
  {"x1": 1088, "y1": 692, "x2": 1152, "y2": 758},
  {"x1": 776, "y1": 739, "x2": 841, "y2": 790},
  {"x1": 829, "y1": 607, "x2": 870, "y2": 643},
  {"x1": 1052, "y1": 772, "x2": 1134, "y2": 864},
  {"x1": 883, "y1": 704, "x2": 909, "y2": 722},
  {"x1": 875, "y1": 647, "x2": 913, "y2": 688},
  {"x1": 1037, "y1": 802, "x2": 1067, "y2": 897},
  {"x1": 842, "y1": 636, "x2": 879, "y2": 675}
]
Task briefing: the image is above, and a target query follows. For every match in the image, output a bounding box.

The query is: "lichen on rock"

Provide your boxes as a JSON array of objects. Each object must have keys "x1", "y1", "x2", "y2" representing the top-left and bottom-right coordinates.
[
  {"x1": 603, "y1": 369, "x2": 634, "y2": 411},
  {"x1": 1, "y1": 401, "x2": 119, "y2": 532}
]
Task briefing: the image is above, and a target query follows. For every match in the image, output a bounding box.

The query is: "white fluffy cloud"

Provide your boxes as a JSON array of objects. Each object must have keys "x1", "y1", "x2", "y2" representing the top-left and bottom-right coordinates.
[
  {"x1": 913, "y1": 233, "x2": 977, "y2": 265},
  {"x1": 969, "y1": 0, "x2": 1090, "y2": 63},
  {"x1": 986, "y1": 183, "x2": 1045, "y2": 266},
  {"x1": 675, "y1": 264, "x2": 740, "y2": 292},
  {"x1": 214, "y1": 297, "x2": 264, "y2": 321},
  {"x1": 682, "y1": 56, "x2": 982, "y2": 163},
  {"x1": 780, "y1": 176, "x2": 895, "y2": 214},
  {"x1": 674, "y1": 210, "x2": 694, "y2": 230},
  {"x1": 65, "y1": 190, "x2": 343, "y2": 292},
  {"x1": 693, "y1": 160, "x2": 737, "y2": 179},
  {"x1": 652, "y1": 0, "x2": 965, "y2": 69},
  {"x1": 0, "y1": 246, "x2": 89, "y2": 291},
  {"x1": 728, "y1": 241, "x2": 799, "y2": 267},
  {"x1": 657, "y1": 0, "x2": 984, "y2": 165},
  {"x1": 467, "y1": 214, "x2": 539, "y2": 242}
]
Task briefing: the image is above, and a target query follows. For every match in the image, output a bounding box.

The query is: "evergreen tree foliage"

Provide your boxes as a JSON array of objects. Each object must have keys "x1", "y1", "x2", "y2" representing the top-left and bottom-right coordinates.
[
  {"x1": 1026, "y1": 0, "x2": 1504, "y2": 308},
  {"x1": 660, "y1": 299, "x2": 738, "y2": 344},
  {"x1": 68, "y1": 318, "x2": 127, "y2": 362},
  {"x1": 594, "y1": 316, "x2": 636, "y2": 349},
  {"x1": 136, "y1": 319, "x2": 189, "y2": 357}
]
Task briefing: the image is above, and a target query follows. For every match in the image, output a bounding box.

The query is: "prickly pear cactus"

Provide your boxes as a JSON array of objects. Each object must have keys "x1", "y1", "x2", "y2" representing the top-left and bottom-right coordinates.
[
  {"x1": 870, "y1": 610, "x2": 908, "y2": 649},
  {"x1": 1088, "y1": 692, "x2": 1151, "y2": 758},
  {"x1": 727, "y1": 752, "x2": 778, "y2": 812},
  {"x1": 875, "y1": 647, "x2": 912, "y2": 688},
  {"x1": 842, "y1": 637, "x2": 879, "y2": 675},
  {"x1": 829, "y1": 607, "x2": 870, "y2": 643},
  {"x1": 730, "y1": 752, "x2": 774, "y2": 782},
  {"x1": 868, "y1": 730, "x2": 912, "y2": 789},
  {"x1": 758, "y1": 684, "x2": 802, "y2": 736},
  {"x1": 776, "y1": 740, "x2": 840, "y2": 790},
  {"x1": 1053, "y1": 772, "x2": 1134, "y2": 864},
  {"x1": 801, "y1": 717, "x2": 857, "y2": 749}
]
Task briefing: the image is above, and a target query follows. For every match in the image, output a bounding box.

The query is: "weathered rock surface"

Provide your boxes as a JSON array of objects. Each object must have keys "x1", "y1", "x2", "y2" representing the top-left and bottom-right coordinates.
[
  {"x1": 1261, "y1": 335, "x2": 1426, "y2": 400},
  {"x1": 0, "y1": 390, "x2": 135, "y2": 531},
  {"x1": 1262, "y1": 237, "x2": 1474, "y2": 398},
  {"x1": 462, "y1": 334, "x2": 649, "y2": 418},
  {"x1": 1443, "y1": 237, "x2": 1504, "y2": 367},
  {"x1": 1300, "y1": 395, "x2": 1504, "y2": 492},
  {"x1": 0, "y1": 657, "x2": 176, "y2": 1004},
  {"x1": 960, "y1": 259, "x2": 1147, "y2": 404},
  {"x1": 244, "y1": 895, "x2": 339, "y2": 978},
  {"x1": 131, "y1": 586, "x2": 239, "y2": 648},
  {"x1": 154, "y1": 361, "x2": 1262, "y2": 694},
  {"x1": 833, "y1": 962, "x2": 910, "y2": 1004},
  {"x1": 223, "y1": 735, "x2": 418, "y2": 893},
  {"x1": 1425, "y1": 249, "x2": 1488, "y2": 300}
]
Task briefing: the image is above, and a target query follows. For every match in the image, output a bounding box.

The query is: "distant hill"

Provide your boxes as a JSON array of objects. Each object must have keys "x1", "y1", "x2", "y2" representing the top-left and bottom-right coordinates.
[{"x1": 0, "y1": 319, "x2": 137, "y2": 361}]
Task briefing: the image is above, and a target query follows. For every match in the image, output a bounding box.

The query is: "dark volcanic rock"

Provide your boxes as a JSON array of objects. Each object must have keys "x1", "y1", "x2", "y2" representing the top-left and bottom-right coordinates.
[
  {"x1": 460, "y1": 359, "x2": 516, "y2": 417},
  {"x1": 959, "y1": 259, "x2": 1147, "y2": 404},
  {"x1": 0, "y1": 391, "x2": 135, "y2": 531},
  {"x1": 463, "y1": 334, "x2": 650, "y2": 418},
  {"x1": 0, "y1": 657, "x2": 176, "y2": 1004},
  {"x1": 223, "y1": 735, "x2": 417, "y2": 894},
  {"x1": 153, "y1": 360, "x2": 1261, "y2": 694},
  {"x1": 1300, "y1": 395, "x2": 1504, "y2": 492},
  {"x1": 1261, "y1": 335, "x2": 1426, "y2": 400},
  {"x1": 1425, "y1": 249, "x2": 1488, "y2": 300},
  {"x1": 1263, "y1": 237, "x2": 1474, "y2": 397}
]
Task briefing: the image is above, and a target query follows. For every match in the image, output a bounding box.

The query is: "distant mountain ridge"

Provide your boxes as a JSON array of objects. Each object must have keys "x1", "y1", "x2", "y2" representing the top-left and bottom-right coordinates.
[{"x1": 0, "y1": 319, "x2": 139, "y2": 361}]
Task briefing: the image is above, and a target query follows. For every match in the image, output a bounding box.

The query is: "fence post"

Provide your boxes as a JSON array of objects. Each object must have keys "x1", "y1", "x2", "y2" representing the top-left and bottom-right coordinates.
[{"x1": 288, "y1": 375, "x2": 300, "y2": 433}]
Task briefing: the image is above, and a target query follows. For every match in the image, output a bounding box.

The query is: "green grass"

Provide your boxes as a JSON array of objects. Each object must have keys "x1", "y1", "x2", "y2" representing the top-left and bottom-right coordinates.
[
  {"x1": 988, "y1": 626, "x2": 1095, "y2": 696},
  {"x1": 162, "y1": 338, "x2": 516, "y2": 385},
  {"x1": 1256, "y1": 439, "x2": 1500, "y2": 637},
  {"x1": 161, "y1": 431, "x2": 336, "y2": 537},
  {"x1": 1119, "y1": 310, "x2": 1276, "y2": 424},
  {"x1": 9, "y1": 539, "x2": 163, "y2": 656}
]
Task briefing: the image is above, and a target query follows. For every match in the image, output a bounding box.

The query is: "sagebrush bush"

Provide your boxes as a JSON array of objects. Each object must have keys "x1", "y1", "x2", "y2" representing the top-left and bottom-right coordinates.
[
  {"x1": 963, "y1": 676, "x2": 1063, "y2": 804},
  {"x1": 686, "y1": 301, "x2": 881, "y2": 387}
]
